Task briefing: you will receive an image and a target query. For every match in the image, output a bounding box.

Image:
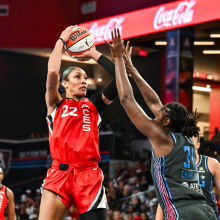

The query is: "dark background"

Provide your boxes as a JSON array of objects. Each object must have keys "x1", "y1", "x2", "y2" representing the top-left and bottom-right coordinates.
[{"x1": 0, "y1": 50, "x2": 162, "y2": 140}]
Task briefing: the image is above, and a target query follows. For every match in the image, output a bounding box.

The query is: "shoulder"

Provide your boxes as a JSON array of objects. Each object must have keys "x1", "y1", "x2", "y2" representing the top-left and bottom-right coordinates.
[
  {"x1": 170, "y1": 133, "x2": 188, "y2": 144},
  {"x1": 6, "y1": 187, "x2": 14, "y2": 200},
  {"x1": 207, "y1": 156, "x2": 220, "y2": 176},
  {"x1": 47, "y1": 98, "x2": 65, "y2": 116}
]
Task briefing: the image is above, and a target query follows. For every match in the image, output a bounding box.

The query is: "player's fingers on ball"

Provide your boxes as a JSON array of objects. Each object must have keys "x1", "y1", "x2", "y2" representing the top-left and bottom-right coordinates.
[
  {"x1": 74, "y1": 54, "x2": 83, "y2": 58},
  {"x1": 67, "y1": 25, "x2": 75, "y2": 31},
  {"x1": 70, "y1": 24, "x2": 77, "y2": 28},
  {"x1": 71, "y1": 28, "x2": 78, "y2": 33},
  {"x1": 70, "y1": 25, "x2": 79, "y2": 33}
]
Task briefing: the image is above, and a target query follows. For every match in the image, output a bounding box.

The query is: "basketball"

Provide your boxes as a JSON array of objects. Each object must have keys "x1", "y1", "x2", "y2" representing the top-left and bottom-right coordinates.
[{"x1": 64, "y1": 27, "x2": 95, "y2": 58}]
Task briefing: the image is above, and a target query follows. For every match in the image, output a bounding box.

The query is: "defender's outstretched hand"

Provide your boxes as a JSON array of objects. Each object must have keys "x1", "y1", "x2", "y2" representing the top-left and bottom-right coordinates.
[
  {"x1": 123, "y1": 41, "x2": 136, "y2": 73},
  {"x1": 105, "y1": 28, "x2": 125, "y2": 58}
]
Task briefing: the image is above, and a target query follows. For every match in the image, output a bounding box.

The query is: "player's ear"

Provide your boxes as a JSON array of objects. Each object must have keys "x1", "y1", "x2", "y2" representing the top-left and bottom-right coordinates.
[
  {"x1": 163, "y1": 117, "x2": 170, "y2": 127},
  {"x1": 61, "y1": 80, "x2": 68, "y2": 89}
]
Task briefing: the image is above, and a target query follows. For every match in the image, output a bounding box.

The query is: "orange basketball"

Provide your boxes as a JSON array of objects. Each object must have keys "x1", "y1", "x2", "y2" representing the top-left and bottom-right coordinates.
[{"x1": 64, "y1": 27, "x2": 95, "y2": 58}]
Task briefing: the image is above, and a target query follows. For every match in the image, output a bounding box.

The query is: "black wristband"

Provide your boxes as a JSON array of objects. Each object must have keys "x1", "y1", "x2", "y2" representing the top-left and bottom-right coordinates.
[{"x1": 57, "y1": 37, "x2": 65, "y2": 44}]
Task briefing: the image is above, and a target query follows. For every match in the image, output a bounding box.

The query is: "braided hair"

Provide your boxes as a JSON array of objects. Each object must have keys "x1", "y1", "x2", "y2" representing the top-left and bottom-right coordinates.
[
  {"x1": 164, "y1": 102, "x2": 200, "y2": 138},
  {"x1": 58, "y1": 66, "x2": 78, "y2": 97}
]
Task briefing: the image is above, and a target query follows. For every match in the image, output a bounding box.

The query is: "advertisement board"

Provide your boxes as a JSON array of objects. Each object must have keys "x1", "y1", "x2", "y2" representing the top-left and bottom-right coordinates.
[{"x1": 80, "y1": 0, "x2": 220, "y2": 45}]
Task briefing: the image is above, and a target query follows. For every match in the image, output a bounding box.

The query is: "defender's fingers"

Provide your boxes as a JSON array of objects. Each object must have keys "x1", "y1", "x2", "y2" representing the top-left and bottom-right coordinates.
[
  {"x1": 113, "y1": 28, "x2": 117, "y2": 39},
  {"x1": 111, "y1": 30, "x2": 115, "y2": 41},
  {"x1": 125, "y1": 41, "x2": 130, "y2": 54},
  {"x1": 105, "y1": 40, "x2": 112, "y2": 48},
  {"x1": 129, "y1": 46, "x2": 133, "y2": 57},
  {"x1": 122, "y1": 40, "x2": 125, "y2": 50},
  {"x1": 117, "y1": 28, "x2": 121, "y2": 39}
]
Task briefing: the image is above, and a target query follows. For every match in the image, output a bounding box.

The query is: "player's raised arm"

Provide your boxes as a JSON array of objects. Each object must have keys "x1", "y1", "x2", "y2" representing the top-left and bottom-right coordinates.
[
  {"x1": 75, "y1": 47, "x2": 118, "y2": 105},
  {"x1": 105, "y1": 29, "x2": 167, "y2": 143},
  {"x1": 46, "y1": 25, "x2": 78, "y2": 115},
  {"x1": 123, "y1": 41, "x2": 162, "y2": 115}
]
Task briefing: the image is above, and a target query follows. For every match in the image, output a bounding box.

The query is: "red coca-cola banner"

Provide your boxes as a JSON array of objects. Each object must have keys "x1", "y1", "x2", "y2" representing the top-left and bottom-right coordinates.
[{"x1": 79, "y1": 0, "x2": 220, "y2": 45}]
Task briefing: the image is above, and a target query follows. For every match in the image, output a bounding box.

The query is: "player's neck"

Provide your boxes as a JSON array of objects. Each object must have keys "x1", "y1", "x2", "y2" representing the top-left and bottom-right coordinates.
[
  {"x1": 195, "y1": 151, "x2": 200, "y2": 165},
  {"x1": 66, "y1": 92, "x2": 82, "y2": 102}
]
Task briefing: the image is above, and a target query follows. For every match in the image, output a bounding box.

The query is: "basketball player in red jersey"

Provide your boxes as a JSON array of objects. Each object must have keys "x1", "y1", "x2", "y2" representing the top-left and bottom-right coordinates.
[
  {"x1": 39, "y1": 25, "x2": 118, "y2": 220},
  {"x1": 0, "y1": 167, "x2": 17, "y2": 220}
]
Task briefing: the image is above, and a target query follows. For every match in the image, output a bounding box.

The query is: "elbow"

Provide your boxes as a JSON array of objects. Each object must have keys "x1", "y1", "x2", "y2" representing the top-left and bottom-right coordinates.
[
  {"x1": 48, "y1": 69, "x2": 59, "y2": 78},
  {"x1": 119, "y1": 94, "x2": 132, "y2": 105}
]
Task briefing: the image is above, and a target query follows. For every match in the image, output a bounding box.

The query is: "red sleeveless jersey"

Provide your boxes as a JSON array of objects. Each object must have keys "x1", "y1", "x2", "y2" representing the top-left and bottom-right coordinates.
[
  {"x1": 46, "y1": 98, "x2": 102, "y2": 164},
  {"x1": 0, "y1": 185, "x2": 8, "y2": 220}
]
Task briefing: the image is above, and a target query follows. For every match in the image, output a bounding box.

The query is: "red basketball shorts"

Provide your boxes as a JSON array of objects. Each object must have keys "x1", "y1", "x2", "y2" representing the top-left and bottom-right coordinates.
[{"x1": 41, "y1": 162, "x2": 108, "y2": 214}]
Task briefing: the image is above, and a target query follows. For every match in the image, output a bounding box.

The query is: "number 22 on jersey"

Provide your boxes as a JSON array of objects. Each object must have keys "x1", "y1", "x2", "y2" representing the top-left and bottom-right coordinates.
[{"x1": 61, "y1": 105, "x2": 78, "y2": 118}]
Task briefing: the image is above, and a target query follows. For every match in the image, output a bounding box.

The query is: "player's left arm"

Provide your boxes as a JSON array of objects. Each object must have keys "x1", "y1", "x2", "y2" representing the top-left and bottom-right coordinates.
[
  {"x1": 95, "y1": 52, "x2": 118, "y2": 105},
  {"x1": 6, "y1": 188, "x2": 17, "y2": 220},
  {"x1": 123, "y1": 41, "x2": 163, "y2": 115},
  {"x1": 208, "y1": 157, "x2": 220, "y2": 195},
  {"x1": 75, "y1": 48, "x2": 117, "y2": 105}
]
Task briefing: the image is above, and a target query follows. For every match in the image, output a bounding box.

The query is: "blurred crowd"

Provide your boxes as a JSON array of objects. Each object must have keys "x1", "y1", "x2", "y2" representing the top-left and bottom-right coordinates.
[
  {"x1": 15, "y1": 189, "x2": 40, "y2": 220},
  {"x1": 105, "y1": 161, "x2": 157, "y2": 220}
]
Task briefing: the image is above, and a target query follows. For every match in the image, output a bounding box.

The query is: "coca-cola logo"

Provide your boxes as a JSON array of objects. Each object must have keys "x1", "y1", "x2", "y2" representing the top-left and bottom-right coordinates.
[
  {"x1": 90, "y1": 17, "x2": 124, "y2": 42},
  {"x1": 153, "y1": 0, "x2": 196, "y2": 30}
]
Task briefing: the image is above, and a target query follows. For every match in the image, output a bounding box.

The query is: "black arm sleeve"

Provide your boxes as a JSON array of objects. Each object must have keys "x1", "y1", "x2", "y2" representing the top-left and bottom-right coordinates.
[
  {"x1": 97, "y1": 55, "x2": 115, "y2": 78},
  {"x1": 90, "y1": 92, "x2": 106, "y2": 116},
  {"x1": 102, "y1": 79, "x2": 117, "y2": 101},
  {"x1": 97, "y1": 55, "x2": 118, "y2": 101}
]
